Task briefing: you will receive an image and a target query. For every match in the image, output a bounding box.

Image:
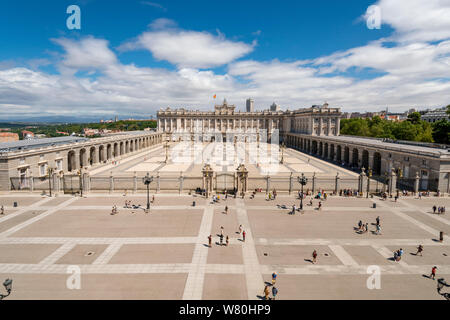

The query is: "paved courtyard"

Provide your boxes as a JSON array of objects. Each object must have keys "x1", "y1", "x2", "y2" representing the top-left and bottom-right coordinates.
[{"x1": 0, "y1": 191, "x2": 449, "y2": 300}]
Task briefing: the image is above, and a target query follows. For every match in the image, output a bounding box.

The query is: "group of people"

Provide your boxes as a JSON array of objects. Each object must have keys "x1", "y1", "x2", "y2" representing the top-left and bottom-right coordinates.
[
  {"x1": 340, "y1": 189, "x2": 358, "y2": 197},
  {"x1": 356, "y1": 216, "x2": 381, "y2": 234},
  {"x1": 267, "y1": 189, "x2": 277, "y2": 201},
  {"x1": 432, "y1": 205, "x2": 446, "y2": 214},
  {"x1": 207, "y1": 225, "x2": 246, "y2": 247}
]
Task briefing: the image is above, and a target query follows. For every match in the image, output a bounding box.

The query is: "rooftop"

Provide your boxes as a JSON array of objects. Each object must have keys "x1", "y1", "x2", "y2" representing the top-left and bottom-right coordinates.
[{"x1": 0, "y1": 136, "x2": 89, "y2": 152}]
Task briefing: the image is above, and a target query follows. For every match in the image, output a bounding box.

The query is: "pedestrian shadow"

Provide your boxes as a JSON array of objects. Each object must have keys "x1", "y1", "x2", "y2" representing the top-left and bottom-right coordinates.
[
  {"x1": 237, "y1": 239, "x2": 244, "y2": 242},
  {"x1": 410, "y1": 252, "x2": 417, "y2": 256},
  {"x1": 264, "y1": 281, "x2": 273, "y2": 286},
  {"x1": 387, "y1": 257, "x2": 396, "y2": 261},
  {"x1": 304, "y1": 259, "x2": 313, "y2": 264},
  {"x1": 432, "y1": 238, "x2": 441, "y2": 242},
  {"x1": 256, "y1": 295, "x2": 267, "y2": 300},
  {"x1": 203, "y1": 244, "x2": 210, "y2": 248},
  {"x1": 422, "y1": 274, "x2": 432, "y2": 279}
]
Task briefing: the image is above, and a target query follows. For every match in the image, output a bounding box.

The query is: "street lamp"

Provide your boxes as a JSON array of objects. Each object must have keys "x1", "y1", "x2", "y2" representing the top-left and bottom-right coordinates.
[
  {"x1": 297, "y1": 173, "x2": 308, "y2": 211},
  {"x1": 280, "y1": 142, "x2": 286, "y2": 164},
  {"x1": 366, "y1": 166, "x2": 372, "y2": 198},
  {"x1": 47, "y1": 167, "x2": 55, "y2": 197},
  {"x1": 77, "y1": 168, "x2": 84, "y2": 197},
  {"x1": 0, "y1": 279, "x2": 12, "y2": 300},
  {"x1": 142, "y1": 173, "x2": 154, "y2": 210},
  {"x1": 164, "y1": 139, "x2": 170, "y2": 163}
]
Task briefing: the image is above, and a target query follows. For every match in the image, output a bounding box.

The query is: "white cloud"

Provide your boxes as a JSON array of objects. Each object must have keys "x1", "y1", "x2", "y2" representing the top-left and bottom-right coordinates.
[
  {"x1": 126, "y1": 19, "x2": 254, "y2": 69},
  {"x1": 375, "y1": 0, "x2": 450, "y2": 42},
  {"x1": 52, "y1": 37, "x2": 117, "y2": 70}
]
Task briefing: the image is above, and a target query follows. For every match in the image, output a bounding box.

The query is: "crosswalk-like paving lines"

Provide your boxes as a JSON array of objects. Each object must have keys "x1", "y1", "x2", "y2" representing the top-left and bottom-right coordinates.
[
  {"x1": 236, "y1": 199, "x2": 264, "y2": 300},
  {"x1": 38, "y1": 242, "x2": 76, "y2": 265},
  {"x1": 92, "y1": 242, "x2": 123, "y2": 265},
  {"x1": 397, "y1": 199, "x2": 450, "y2": 227},
  {"x1": 0, "y1": 236, "x2": 199, "y2": 245},
  {"x1": 371, "y1": 244, "x2": 409, "y2": 268},
  {"x1": 373, "y1": 199, "x2": 448, "y2": 241},
  {"x1": 0, "y1": 198, "x2": 77, "y2": 238},
  {"x1": 0, "y1": 197, "x2": 53, "y2": 224},
  {"x1": 89, "y1": 145, "x2": 163, "y2": 176},
  {"x1": 182, "y1": 204, "x2": 214, "y2": 300},
  {"x1": 328, "y1": 245, "x2": 359, "y2": 266},
  {"x1": 256, "y1": 238, "x2": 447, "y2": 246}
]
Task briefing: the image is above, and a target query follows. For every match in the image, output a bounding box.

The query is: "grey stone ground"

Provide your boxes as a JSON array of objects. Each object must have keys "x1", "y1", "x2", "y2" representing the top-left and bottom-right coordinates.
[{"x1": 0, "y1": 147, "x2": 449, "y2": 300}]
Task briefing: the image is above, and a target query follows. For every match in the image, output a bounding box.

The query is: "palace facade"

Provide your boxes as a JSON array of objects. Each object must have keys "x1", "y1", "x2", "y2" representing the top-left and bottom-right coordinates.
[{"x1": 156, "y1": 99, "x2": 341, "y2": 141}]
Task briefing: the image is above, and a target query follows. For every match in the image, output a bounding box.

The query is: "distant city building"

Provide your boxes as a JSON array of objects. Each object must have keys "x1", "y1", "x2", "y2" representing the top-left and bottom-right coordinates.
[
  {"x1": 246, "y1": 98, "x2": 254, "y2": 112},
  {"x1": 83, "y1": 128, "x2": 99, "y2": 137},
  {"x1": 115, "y1": 116, "x2": 119, "y2": 122},
  {"x1": 21, "y1": 130, "x2": 35, "y2": 139},
  {"x1": 0, "y1": 132, "x2": 19, "y2": 143},
  {"x1": 421, "y1": 107, "x2": 450, "y2": 123},
  {"x1": 270, "y1": 102, "x2": 280, "y2": 112}
]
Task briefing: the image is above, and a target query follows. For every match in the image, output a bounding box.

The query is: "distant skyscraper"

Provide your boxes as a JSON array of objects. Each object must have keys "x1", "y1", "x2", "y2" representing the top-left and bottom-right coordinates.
[
  {"x1": 246, "y1": 98, "x2": 254, "y2": 112},
  {"x1": 270, "y1": 102, "x2": 280, "y2": 112},
  {"x1": 115, "y1": 116, "x2": 118, "y2": 122}
]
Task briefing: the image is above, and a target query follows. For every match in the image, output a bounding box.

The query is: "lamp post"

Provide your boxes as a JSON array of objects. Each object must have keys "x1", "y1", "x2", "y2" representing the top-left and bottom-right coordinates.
[
  {"x1": 142, "y1": 173, "x2": 154, "y2": 210},
  {"x1": 77, "y1": 168, "x2": 83, "y2": 197},
  {"x1": 0, "y1": 279, "x2": 12, "y2": 300},
  {"x1": 366, "y1": 167, "x2": 372, "y2": 198},
  {"x1": 164, "y1": 139, "x2": 170, "y2": 164},
  {"x1": 47, "y1": 167, "x2": 55, "y2": 197},
  {"x1": 297, "y1": 173, "x2": 308, "y2": 211},
  {"x1": 280, "y1": 142, "x2": 285, "y2": 164}
]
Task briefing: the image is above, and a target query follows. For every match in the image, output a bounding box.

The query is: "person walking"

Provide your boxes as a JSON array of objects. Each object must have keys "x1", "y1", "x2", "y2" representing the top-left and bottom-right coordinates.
[
  {"x1": 225, "y1": 205, "x2": 228, "y2": 214},
  {"x1": 272, "y1": 272, "x2": 277, "y2": 285},
  {"x1": 242, "y1": 230, "x2": 246, "y2": 242},
  {"x1": 219, "y1": 234, "x2": 223, "y2": 246},
  {"x1": 220, "y1": 226, "x2": 224, "y2": 236},
  {"x1": 416, "y1": 244, "x2": 423, "y2": 256},
  {"x1": 264, "y1": 285, "x2": 270, "y2": 300},
  {"x1": 239, "y1": 224, "x2": 243, "y2": 234},
  {"x1": 376, "y1": 216, "x2": 380, "y2": 226},
  {"x1": 365, "y1": 222, "x2": 369, "y2": 233},
  {"x1": 358, "y1": 220, "x2": 363, "y2": 231},
  {"x1": 226, "y1": 235, "x2": 229, "y2": 246},
  {"x1": 318, "y1": 201, "x2": 322, "y2": 211},
  {"x1": 272, "y1": 286, "x2": 278, "y2": 300},
  {"x1": 312, "y1": 250, "x2": 318, "y2": 264},
  {"x1": 208, "y1": 235, "x2": 212, "y2": 247},
  {"x1": 430, "y1": 266, "x2": 437, "y2": 280},
  {"x1": 0, "y1": 205, "x2": 4, "y2": 215},
  {"x1": 375, "y1": 224, "x2": 381, "y2": 235},
  {"x1": 433, "y1": 205, "x2": 437, "y2": 214}
]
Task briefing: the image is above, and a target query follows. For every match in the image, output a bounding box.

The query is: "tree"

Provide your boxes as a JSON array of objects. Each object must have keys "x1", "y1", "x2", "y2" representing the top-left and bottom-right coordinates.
[
  {"x1": 446, "y1": 104, "x2": 450, "y2": 115},
  {"x1": 407, "y1": 112, "x2": 421, "y2": 124},
  {"x1": 432, "y1": 119, "x2": 450, "y2": 144}
]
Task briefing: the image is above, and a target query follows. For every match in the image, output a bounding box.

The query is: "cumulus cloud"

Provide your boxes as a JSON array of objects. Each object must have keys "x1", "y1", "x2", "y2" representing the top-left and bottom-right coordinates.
[{"x1": 122, "y1": 18, "x2": 255, "y2": 69}]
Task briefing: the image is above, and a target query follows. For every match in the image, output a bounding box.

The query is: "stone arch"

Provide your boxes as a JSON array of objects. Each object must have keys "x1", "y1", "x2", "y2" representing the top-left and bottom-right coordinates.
[
  {"x1": 99, "y1": 145, "x2": 105, "y2": 162},
  {"x1": 120, "y1": 142, "x2": 124, "y2": 155},
  {"x1": 362, "y1": 150, "x2": 369, "y2": 169},
  {"x1": 344, "y1": 146, "x2": 350, "y2": 164},
  {"x1": 106, "y1": 144, "x2": 112, "y2": 160},
  {"x1": 67, "y1": 150, "x2": 76, "y2": 172},
  {"x1": 373, "y1": 152, "x2": 382, "y2": 175},
  {"x1": 318, "y1": 141, "x2": 323, "y2": 156},
  {"x1": 113, "y1": 143, "x2": 119, "y2": 158},
  {"x1": 79, "y1": 148, "x2": 87, "y2": 168},
  {"x1": 336, "y1": 145, "x2": 342, "y2": 163},
  {"x1": 352, "y1": 148, "x2": 359, "y2": 167},
  {"x1": 324, "y1": 143, "x2": 329, "y2": 159},
  {"x1": 312, "y1": 140, "x2": 318, "y2": 154},
  {"x1": 89, "y1": 147, "x2": 96, "y2": 166},
  {"x1": 130, "y1": 140, "x2": 134, "y2": 152},
  {"x1": 330, "y1": 144, "x2": 335, "y2": 160}
]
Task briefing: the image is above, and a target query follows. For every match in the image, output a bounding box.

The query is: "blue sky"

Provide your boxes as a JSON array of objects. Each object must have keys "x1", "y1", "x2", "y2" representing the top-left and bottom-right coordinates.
[{"x1": 0, "y1": 0, "x2": 449, "y2": 119}]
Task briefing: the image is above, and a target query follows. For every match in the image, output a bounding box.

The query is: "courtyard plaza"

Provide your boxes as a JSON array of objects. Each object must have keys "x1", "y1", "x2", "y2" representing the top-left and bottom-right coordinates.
[
  {"x1": 0, "y1": 190, "x2": 449, "y2": 300},
  {"x1": 91, "y1": 141, "x2": 358, "y2": 178}
]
